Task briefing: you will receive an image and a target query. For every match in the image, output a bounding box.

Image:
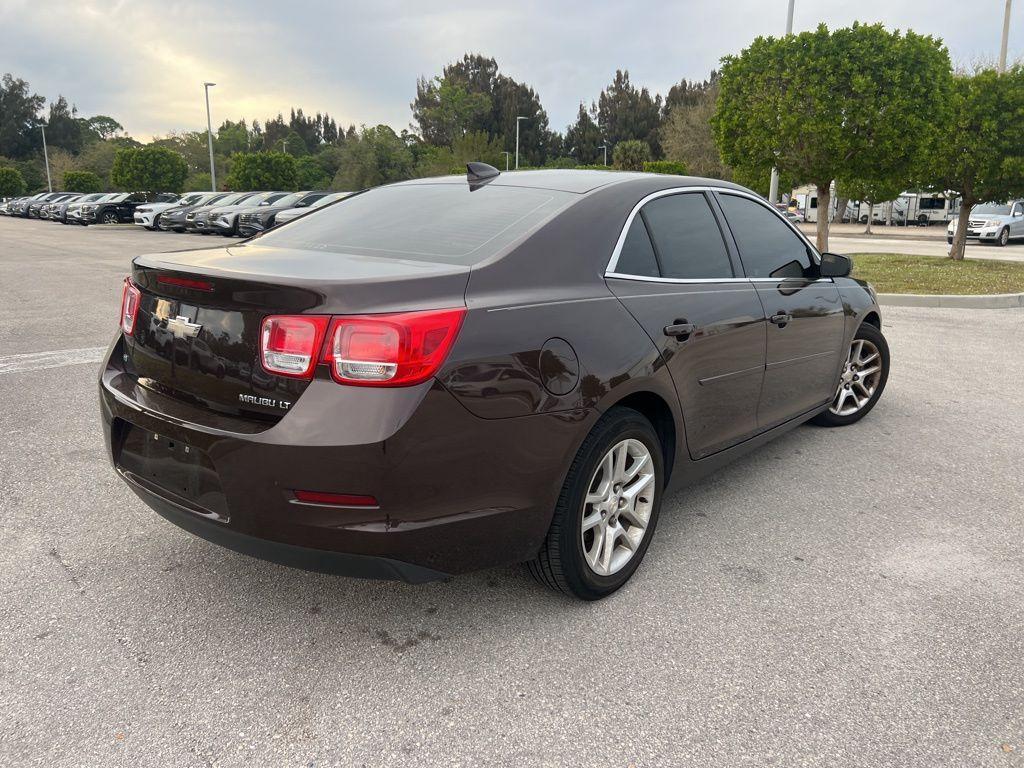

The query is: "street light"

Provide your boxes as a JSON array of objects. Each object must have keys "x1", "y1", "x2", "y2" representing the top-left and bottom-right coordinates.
[
  {"x1": 40, "y1": 125, "x2": 52, "y2": 192},
  {"x1": 203, "y1": 82, "x2": 217, "y2": 191},
  {"x1": 280, "y1": 137, "x2": 288, "y2": 153},
  {"x1": 999, "y1": 0, "x2": 1013, "y2": 73},
  {"x1": 597, "y1": 144, "x2": 608, "y2": 167},
  {"x1": 501, "y1": 151, "x2": 511, "y2": 171},
  {"x1": 768, "y1": 0, "x2": 796, "y2": 205},
  {"x1": 515, "y1": 116, "x2": 528, "y2": 169}
]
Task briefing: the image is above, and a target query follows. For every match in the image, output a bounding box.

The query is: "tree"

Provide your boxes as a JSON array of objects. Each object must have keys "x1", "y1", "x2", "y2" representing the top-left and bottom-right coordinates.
[
  {"x1": 412, "y1": 77, "x2": 491, "y2": 146},
  {"x1": 662, "y1": 71, "x2": 719, "y2": 120},
  {"x1": 597, "y1": 70, "x2": 663, "y2": 157},
  {"x1": 82, "y1": 115, "x2": 124, "y2": 142},
  {"x1": 0, "y1": 166, "x2": 26, "y2": 197},
  {"x1": 44, "y1": 96, "x2": 84, "y2": 154},
  {"x1": 839, "y1": 177, "x2": 906, "y2": 234},
  {"x1": 661, "y1": 82, "x2": 729, "y2": 179},
  {"x1": 0, "y1": 74, "x2": 45, "y2": 159},
  {"x1": 613, "y1": 139, "x2": 651, "y2": 171},
  {"x1": 226, "y1": 151, "x2": 298, "y2": 191},
  {"x1": 294, "y1": 155, "x2": 331, "y2": 189},
  {"x1": 332, "y1": 125, "x2": 413, "y2": 190},
  {"x1": 78, "y1": 137, "x2": 140, "y2": 188},
  {"x1": 924, "y1": 67, "x2": 1024, "y2": 260},
  {"x1": 564, "y1": 103, "x2": 604, "y2": 165},
  {"x1": 111, "y1": 146, "x2": 188, "y2": 192},
  {"x1": 215, "y1": 119, "x2": 251, "y2": 155},
  {"x1": 713, "y1": 23, "x2": 952, "y2": 251},
  {"x1": 63, "y1": 170, "x2": 103, "y2": 193}
]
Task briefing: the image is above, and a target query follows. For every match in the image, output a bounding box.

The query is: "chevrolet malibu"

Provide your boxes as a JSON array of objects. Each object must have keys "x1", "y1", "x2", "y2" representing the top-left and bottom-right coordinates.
[{"x1": 100, "y1": 168, "x2": 889, "y2": 600}]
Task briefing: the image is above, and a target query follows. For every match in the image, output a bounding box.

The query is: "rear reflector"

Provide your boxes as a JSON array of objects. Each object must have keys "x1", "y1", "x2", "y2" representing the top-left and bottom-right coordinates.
[
  {"x1": 120, "y1": 278, "x2": 141, "y2": 335},
  {"x1": 158, "y1": 275, "x2": 215, "y2": 292},
  {"x1": 292, "y1": 490, "x2": 379, "y2": 507},
  {"x1": 260, "y1": 315, "x2": 329, "y2": 379},
  {"x1": 323, "y1": 308, "x2": 466, "y2": 386}
]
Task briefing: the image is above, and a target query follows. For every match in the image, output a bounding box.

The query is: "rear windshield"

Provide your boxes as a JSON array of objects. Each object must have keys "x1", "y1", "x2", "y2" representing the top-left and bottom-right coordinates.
[{"x1": 251, "y1": 183, "x2": 576, "y2": 265}]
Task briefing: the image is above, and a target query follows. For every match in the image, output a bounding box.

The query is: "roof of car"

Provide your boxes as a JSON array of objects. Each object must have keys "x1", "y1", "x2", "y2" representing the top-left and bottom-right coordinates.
[{"x1": 399, "y1": 169, "x2": 746, "y2": 195}]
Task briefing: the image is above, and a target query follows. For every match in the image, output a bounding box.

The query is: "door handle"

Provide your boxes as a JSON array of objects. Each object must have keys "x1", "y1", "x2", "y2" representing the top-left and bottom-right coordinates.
[
  {"x1": 664, "y1": 320, "x2": 696, "y2": 339},
  {"x1": 770, "y1": 313, "x2": 792, "y2": 326}
]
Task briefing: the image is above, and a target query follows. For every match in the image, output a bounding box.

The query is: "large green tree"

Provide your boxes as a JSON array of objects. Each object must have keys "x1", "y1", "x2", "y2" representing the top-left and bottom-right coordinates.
[
  {"x1": 597, "y1": 70, "x2": 663, "y2": 158},
  {"x1": 63, "y1": 170, "x2": 103, "y2": 193},
  {"x1": 225, "y1": 151, "x2": 298, "y2": 191},
  {"x1": 613, "y1": 139, "x2": 651, "y2": 171},
  {"x1": 563, "y1": 103, "x2": 604, "y2": 165},
  {"x1": 44, "y1": 96, "x2": 84, "y2": 154},
  {"x1": 713, "y1": 23, "x2": 952, "y2": 251},
  {"x1": 661, "y1": 81, "x2": 729, "y2": 179},
  {"x1": 924, "y1": 67, "x2": 1024, "y2": 260},
  {"x1": 332, "y1": 125, "x2": 413, "y2": 190},
  {"x1": 0, "y1": 74, "x2": 45, "y2": 159},
  {"x1": 0, "y1": 166, "x2": 26, "y2": 197},
  {"x1": 111, "y1": 146, "x2": 188, "y2": 192}
]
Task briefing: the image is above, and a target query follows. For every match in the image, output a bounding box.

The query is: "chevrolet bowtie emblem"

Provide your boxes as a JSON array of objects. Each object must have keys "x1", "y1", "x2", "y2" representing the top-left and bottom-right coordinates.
[{"x1": 165, "y1": 315, "x2": 202, "y2": 340}]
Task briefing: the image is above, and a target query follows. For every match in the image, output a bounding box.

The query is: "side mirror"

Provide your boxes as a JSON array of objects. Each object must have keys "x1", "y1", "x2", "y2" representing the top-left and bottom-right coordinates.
[
  {"x1": 818, "y1": 252, "x2": 852, "y2": 278},
  {"x1": 1013, "y1": 210, "x2": 1023, "y2": 217}
]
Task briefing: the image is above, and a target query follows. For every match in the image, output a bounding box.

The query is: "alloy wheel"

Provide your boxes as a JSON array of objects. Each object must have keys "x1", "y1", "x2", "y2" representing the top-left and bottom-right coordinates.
[
  {"x1": 830, "y1": 338, "x2": 883, "y2": 417},
  {"x1": 581, "y1": 438, "x2": 656, "y2": 576},
  {"x1": 102, "y1": 212, "x2": 118, "y2": 224}
]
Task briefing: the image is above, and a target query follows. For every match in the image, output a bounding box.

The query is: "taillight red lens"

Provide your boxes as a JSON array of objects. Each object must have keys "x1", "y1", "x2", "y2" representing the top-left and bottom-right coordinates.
[
  {"x1": 260, "y1": 315, "x2": 329, "y2": 379},
  {"x1": 323, "y1": 308, "x2": 466, "y2": 386},
  {"x1": 120, "y1": 278, "x2": 141, "y2": 335}
]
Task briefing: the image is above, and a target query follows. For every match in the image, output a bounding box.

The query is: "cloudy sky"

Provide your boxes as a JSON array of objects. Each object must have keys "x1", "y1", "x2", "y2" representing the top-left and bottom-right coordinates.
[{"x1": 2, "y1": 0, "x2": 1020, "y2": 139}]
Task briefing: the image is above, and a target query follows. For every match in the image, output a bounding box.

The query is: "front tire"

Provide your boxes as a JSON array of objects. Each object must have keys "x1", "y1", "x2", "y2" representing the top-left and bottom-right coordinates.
[
  {"x1": 996, "y1": 227, "x2": 1009, "y2": 247},
  {"x1": 101, "y1": 210, "x2": 119, "y2": 225},
  {"x1": 813, "y1": 322, "x2": 890, "y2": 427},
  {"x1": 529, "y1": 407, "x2": 664, "y2": 600}
]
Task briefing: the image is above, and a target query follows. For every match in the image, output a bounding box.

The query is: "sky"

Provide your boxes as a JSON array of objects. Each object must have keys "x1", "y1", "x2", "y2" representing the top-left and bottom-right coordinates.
[{"x1": 2, "y1": 0, "x2": 1021, "y2": 140}]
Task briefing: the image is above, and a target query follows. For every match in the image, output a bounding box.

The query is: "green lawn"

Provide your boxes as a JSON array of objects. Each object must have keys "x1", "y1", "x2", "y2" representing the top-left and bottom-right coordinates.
[{"x1": 848, "y1": 253, "x2": 1024, "y2": 295}]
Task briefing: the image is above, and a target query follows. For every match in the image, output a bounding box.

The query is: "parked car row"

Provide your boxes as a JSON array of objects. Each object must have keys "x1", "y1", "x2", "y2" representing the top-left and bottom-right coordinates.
[{"x1": 1, "y1": 189, "x2": 351, "y2": 236}]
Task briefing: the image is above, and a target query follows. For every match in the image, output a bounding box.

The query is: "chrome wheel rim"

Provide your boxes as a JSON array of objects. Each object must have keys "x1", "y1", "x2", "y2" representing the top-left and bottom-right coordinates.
[
  {"x1": 830, "y1": 338, "x2": 882, "y2": 416},
  {"x1": 581, "y1": 438, "x2": 656, "y2": 576}
]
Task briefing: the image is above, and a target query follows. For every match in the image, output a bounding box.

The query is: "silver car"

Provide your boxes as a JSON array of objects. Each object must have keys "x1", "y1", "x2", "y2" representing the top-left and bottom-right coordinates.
[{"x1": 948, "y1": 200, "x2": 1024, "y2": 246}]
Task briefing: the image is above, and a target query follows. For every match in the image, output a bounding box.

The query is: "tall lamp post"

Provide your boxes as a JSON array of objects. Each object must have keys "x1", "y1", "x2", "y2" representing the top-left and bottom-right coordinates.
[
  {"x1": 40, "y1": 126, "x2": 52, "y2": 192},
  {"x1": 768, "y1": 0, "x2": 796, "y2": 205},
  {"x1": 598, "y1": 144, "x2": 608, "y2": 166},
  {"x1": 501, "y1": 151, "x2": 511, "y2": 171},
  {"x1": 203, "y1": 82, "x2": 217, "y2": 191},
  {"x1": 999, "y1": 0, "x2": 1013, "y2": 73},
  {"x1": 515, "y1": 116, "x2": 528, "y2": 169}
]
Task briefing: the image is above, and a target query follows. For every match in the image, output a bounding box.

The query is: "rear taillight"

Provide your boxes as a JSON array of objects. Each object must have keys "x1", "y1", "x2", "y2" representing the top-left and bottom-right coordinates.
[
  {"x1": 120, "y1": 278, "x2": 141, "y2": 335},
  {"x1": 260, "y1": 315, "x2": 329, "y2": 379},
  {"x1": 323, "y1": 308, "x2": 466, "y2": 386}
]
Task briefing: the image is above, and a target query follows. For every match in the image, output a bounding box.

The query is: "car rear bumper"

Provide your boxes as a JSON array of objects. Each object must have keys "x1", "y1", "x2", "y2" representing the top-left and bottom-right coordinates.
[{"x1": 99, "y1": 336, "x2": 590, "y2": 579}]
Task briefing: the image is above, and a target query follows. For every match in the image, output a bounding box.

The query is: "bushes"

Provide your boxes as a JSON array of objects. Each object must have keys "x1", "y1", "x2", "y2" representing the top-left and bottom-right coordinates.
[
  {"x1": 0, "y1": 166, "x2": 26, "y2": 197},
  {"x1": 643, "y1": 160, "x2": 687, "y2": 175},
  {"x1": 613, "y1": 140, "x2": 651, "y2": 171},
  {"x1": 226, "y1": 151, "x2": 298, "y2": 191},
  {"x1": 62, "y1": 170, "x2": 103, "y2": 193},
  {"x1": 111, "y1": 146, "x2": 188, "y2": 192}
]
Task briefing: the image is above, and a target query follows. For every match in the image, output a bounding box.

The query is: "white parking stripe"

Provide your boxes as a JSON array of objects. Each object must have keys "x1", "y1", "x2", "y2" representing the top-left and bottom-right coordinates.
[{"x1": 0, "y1": 347, "x2": 108, "y2": 374}]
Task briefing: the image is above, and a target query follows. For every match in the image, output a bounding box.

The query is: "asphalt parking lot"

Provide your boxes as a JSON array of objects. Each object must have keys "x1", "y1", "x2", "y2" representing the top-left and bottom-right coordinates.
[{"x1": 2, "y1": 217, "x2": 1023, "y2": 767}]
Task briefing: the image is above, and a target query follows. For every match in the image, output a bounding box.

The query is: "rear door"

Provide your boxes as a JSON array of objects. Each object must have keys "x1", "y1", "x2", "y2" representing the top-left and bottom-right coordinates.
[
  {"x1": 715, "y1": 191, "x2": 845, "y2": 430},
  {"x1": 607, "y1": 190, "x2": 767, "y2": 459}
]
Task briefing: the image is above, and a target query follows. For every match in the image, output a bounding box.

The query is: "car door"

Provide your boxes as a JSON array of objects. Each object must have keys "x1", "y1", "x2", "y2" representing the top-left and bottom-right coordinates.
[
  {"x1": 1011, "y1": 202, "x2": 1024, "y2": 238},
  {"x1": 715, "y1": 191, "x2": 845, "y2": 430},
  {"x1": 606, "y1": 190, "x2": 767, "y2": 459}
]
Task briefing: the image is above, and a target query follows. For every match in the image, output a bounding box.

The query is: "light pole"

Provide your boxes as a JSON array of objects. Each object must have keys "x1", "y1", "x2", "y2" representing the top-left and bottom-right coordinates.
[
  {"x1": 598, "y1": 144, "x2": 608, "y2": 166},
  {"x1": 501, "y1": 151, "x2": 511, "y2": 171},
  {"x1": 40, "y1": 125, "x2": 52, "y2": 192},
  {"x1": 280, "y1": 137, "x2": 288, "y2": 154},
  {"x1": 203, "y1": 82, "x2": 217, "y2": 191},
  {"x1": 768, "y1": 0, "x2": 795, "y2": 205},
  {"x1": 999, "y1": 0, "x2": 1013, "y2": 73},
  {"x1": 515, "y1": 116, "x2": 528, "y2": 169}
]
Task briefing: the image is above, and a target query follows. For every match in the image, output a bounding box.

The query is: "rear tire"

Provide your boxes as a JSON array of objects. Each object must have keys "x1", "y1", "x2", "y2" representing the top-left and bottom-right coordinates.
[
  {"x1": 529, "y1": 407, "x2": 664, "y2": 600},
  {"x1": 813, "y1": 322, "x2": 889, "y2": 427}
]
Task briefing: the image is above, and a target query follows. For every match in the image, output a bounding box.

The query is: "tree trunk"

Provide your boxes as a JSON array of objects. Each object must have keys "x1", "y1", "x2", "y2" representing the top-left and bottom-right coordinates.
[
  {"x1": 815, "y1": 182, "x2": 832, "y2": 252},
  {"x1": 864, "y1": 200, "x2": 873, "y2": 235},
  {"x1": 833, "y1": 196, "x2": 849, "y2": 224},
  {"x1": 950, "y1": 202, "x2": 971, "y2": 261},
  {"x1": 885, "y1": 201, "x2": 894, "y2": 227}
]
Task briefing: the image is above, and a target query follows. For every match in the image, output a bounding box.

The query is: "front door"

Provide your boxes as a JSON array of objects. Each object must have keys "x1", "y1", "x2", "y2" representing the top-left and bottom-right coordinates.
[
  {"x1": 606, "y1": 191, "x2": 767, "y2": 459},
  {"x1": 715, "y1": 192, "x2": 846, "y2": 429}
]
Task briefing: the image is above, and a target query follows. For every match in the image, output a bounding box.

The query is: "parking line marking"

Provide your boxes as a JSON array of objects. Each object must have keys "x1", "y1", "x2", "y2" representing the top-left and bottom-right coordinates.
[{"x1": 0, "y1": 347, "x2": 108, "y2": 374}]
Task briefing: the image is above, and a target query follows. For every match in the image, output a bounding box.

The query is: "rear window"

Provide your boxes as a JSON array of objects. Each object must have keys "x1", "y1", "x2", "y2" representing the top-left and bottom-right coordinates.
[{"x1": 252, "y1": 183, "x2": 576, "y2": 265}]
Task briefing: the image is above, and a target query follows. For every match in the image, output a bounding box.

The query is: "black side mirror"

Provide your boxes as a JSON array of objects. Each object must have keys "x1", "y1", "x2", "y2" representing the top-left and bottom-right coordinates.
[{"x1": 819, "y1": 252, "x2": 852, "y2": 278}]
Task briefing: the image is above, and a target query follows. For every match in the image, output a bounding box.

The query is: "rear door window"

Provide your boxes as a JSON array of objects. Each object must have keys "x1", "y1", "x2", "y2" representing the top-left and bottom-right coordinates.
[{"x1": 640, "y1": 193, "x2": 733, "y2": 279}]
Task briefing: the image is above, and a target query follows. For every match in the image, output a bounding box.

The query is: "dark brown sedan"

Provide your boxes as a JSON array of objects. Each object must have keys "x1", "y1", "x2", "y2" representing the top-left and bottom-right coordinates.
[{"x1": 100, "y1": 168, "x2": 889, "y2": 600}]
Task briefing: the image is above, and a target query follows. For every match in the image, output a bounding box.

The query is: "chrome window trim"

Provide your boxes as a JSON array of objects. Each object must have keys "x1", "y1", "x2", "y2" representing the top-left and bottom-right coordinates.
[{"x1": 604, "y1": 185, "x2": 822, "y2": 283}]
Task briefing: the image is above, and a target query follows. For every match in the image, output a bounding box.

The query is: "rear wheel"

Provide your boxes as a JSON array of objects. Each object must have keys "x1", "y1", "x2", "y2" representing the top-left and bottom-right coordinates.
[
  {"x1": 529, "y1": 407, "x2": 663, "y2": 600},
  {"x1": 813, "y1": 322, "x2": 889, "y2": 427}
]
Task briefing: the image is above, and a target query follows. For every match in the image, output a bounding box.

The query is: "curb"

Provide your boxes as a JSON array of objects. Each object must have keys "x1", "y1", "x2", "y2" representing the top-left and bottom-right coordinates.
[{"x1": 877, "y1": 292, "x2": 1024, "y2": 309}]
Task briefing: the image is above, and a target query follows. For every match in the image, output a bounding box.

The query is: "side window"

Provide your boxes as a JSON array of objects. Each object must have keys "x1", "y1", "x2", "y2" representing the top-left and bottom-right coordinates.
[
  {"x1": 614, "y1": 217, "x2": 660, "y2": 277},
  {"x1": 641, "y1": 193, "x2": 733, "y2": 279},
  {"x1": 718, "y1": 193, "x2": 813, "y2": 279}
]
